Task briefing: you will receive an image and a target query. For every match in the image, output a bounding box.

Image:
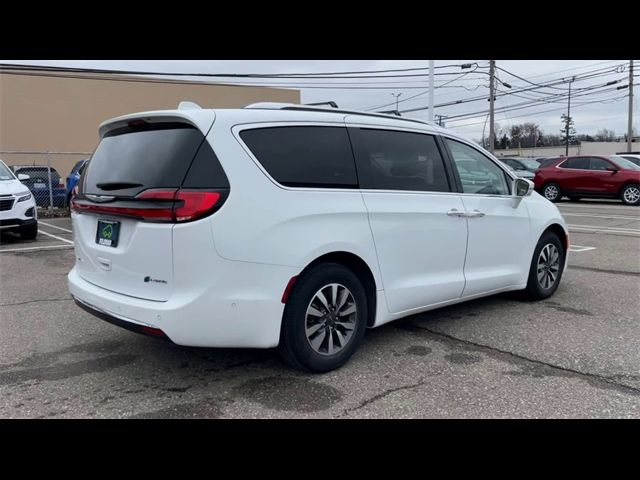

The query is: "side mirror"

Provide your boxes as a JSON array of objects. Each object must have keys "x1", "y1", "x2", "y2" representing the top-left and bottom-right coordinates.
[
  {"x1": 514, "y1": 178, "x2": 534, "y2": 197},
  {"x1": 17, "y1": 173, "x2": 30, "y2": 181},
  {"x1": 606, "y1": 166, "x2": 619, "y2": 173}
]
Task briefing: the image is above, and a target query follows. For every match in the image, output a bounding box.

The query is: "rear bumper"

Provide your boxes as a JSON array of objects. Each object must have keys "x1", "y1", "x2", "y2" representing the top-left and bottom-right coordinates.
[
  {"x1": 68, "y1": 260, "x2": 297, "y2": 349},
  {"x1": 74, "y1": 296, "x2": 172, "y2": 341}
]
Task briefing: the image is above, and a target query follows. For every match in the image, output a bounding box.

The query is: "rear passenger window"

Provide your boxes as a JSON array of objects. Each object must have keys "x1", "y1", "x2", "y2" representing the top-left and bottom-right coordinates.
[
  {"x1": 559, "y1": 158, "x2": 589, "y2": 169},
  {"x1": 239, "y1": 126, "x2": 357, "y2": 188},
  {"x1": 352, "y1": 129, "x2": 451, "y2": 192}
]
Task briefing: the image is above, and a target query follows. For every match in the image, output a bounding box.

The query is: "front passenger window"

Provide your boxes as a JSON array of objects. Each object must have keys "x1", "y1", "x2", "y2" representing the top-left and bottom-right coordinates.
[
  {"x1": 589, "y1": 158, "x2": 612, "y2": 171},
  {"x1": 445, "y1": 139, "x2": 510, "y2": 195}
]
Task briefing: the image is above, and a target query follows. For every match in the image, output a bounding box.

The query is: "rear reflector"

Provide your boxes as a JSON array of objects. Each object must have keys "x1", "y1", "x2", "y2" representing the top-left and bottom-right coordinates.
[
  {"x1": 281, "y1": 276, "x2": 298, "y2": 303},
  {"x1": 71, "y1": 188, "x2": 225, "y2": 223},
  {"x1": 141, "y1": 326, "x2": 168, "y2": 338}
]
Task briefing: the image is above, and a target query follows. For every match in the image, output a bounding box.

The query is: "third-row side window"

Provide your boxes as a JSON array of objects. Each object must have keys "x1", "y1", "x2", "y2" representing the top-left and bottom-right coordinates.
[{"x1": 240, "y1": 126, "x2": 358, "y2": 188}]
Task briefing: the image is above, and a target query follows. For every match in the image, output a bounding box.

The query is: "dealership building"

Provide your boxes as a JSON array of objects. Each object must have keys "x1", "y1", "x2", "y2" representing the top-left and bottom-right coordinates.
[{"x1": 0, "y1": 70, "x2": 300, "y2": 177}]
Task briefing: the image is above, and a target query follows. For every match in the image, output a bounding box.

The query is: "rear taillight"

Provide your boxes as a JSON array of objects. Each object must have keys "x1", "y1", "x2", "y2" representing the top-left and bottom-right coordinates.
[
  {"x1": 174, "y1": 190, "x2": 221, "y2": 222},
  {"x1": 71, "y1": 188, "x2": 225, "y2": 223}
]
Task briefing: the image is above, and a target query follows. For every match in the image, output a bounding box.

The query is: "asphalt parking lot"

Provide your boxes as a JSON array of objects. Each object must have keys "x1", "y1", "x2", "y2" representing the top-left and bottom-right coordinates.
[{"x1": 1, "y1": 200, "x2": 639, "y2": 418}]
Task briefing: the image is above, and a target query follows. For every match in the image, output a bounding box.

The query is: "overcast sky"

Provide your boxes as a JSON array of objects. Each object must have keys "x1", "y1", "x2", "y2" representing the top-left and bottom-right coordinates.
[{"x1": 3, "y1": 60, "x2": 637, "y2": 141}]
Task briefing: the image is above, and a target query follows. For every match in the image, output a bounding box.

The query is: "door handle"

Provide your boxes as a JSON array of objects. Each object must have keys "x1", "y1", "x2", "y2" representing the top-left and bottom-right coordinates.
[
  {"x1": 465, "y1": 209, "x2": 485, "y2": 218},
  {"x1": 446, "y1": 208, "x2": 466, "y2": 217}
]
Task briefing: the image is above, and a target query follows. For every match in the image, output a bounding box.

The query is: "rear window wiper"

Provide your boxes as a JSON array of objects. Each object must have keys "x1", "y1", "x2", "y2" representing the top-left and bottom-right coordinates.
[{"x1": 96, "y1": 182, "x2": 143, "y2": 190}]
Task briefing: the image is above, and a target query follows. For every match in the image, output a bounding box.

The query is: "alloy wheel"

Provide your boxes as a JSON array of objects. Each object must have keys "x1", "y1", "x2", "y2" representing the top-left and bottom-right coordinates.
[
  {"x1": 305, "y1": 283, "x2": 357, "y2": 356},
  {"x1": 537, "y1": 243, "x2": 560, "y2": 290}
]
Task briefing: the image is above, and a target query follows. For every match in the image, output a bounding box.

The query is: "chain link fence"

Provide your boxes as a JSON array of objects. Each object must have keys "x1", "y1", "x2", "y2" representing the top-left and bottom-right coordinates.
[{"x1": 0, "y1": 151, "x2": 91, "y2": 217}]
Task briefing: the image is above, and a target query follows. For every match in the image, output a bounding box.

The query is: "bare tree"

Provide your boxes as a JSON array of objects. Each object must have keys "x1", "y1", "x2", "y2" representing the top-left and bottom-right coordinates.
[{"x1": 594, "y1": 129, "x2": 616, "y2": 142}]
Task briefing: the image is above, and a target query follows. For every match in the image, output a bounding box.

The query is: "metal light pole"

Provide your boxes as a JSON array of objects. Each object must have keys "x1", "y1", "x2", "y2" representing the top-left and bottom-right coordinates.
[
  {"x1": 489, "y1": 60, "x2": 495, "y2": 153},
  {"x1": 428, "y1": 60, "x2": 435, "y2": 122},
  {"x1": 565, "y1": 76, "x2": 575, "y2": 156},
  {"x1": 628, "y1": 60, "x2": 634, "y2": 152},
  {"x1": 391, "y1": 93, "x2": 402, "y2": 111}
]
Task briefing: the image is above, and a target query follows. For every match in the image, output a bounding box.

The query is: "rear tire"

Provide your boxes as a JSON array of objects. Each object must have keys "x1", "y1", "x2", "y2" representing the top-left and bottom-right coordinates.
[
  {"x1": 278, "y1": 263, "x2": 367, "y2": 372},
  {"x1": 542, "y1": 182, "x2": 562, "y2": 202},
  {"x1": 620, "y1": 184, "x2": 640, "y2": 206},
  {"x1": 522, "y1": 231, "x2": 565, "y2": 300},
  {"x1": 20, "y1": 222, "x2": 38, "y2": 240}
]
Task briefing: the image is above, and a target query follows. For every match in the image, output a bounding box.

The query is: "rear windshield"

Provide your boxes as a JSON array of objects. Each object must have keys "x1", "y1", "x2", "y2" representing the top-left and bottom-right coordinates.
[
  {"x1": 16, "y1": 167, "x2": 60, "y2": 182},
  {"x1": 83, "y1": 122, "x2": 212, "y2": 196}
]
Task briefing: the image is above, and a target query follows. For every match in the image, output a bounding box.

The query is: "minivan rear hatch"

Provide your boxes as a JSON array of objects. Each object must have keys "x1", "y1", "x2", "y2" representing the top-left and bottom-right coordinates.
[{"x1": 71, "y1": 111, "x2": 222, "y2": 301}]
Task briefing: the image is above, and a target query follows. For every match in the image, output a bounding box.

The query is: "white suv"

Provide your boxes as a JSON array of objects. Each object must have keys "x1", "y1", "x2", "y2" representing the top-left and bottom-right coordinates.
[
  {"x1": 68, "y1": 102, "x2": 569, "y2": 372},
  {"x1": 0, "y1": 159, "x2": 38, "y2": 239}
]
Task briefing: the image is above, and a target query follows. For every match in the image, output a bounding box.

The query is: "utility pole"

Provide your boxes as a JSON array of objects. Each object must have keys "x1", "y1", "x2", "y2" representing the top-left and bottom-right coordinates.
[
  {"x1": 435, "y1": 114, "x2": 447, "y2": 127},
  {"x1": 565, "y1": 76, "x2": 575, "y2": 156},
  {"x1": 391, "y1": 93, "x2": 402, "y2": 111},
  {"x1": 628, "y1": 60, "x2": 634, "y2": 152},
  {"x1": 428, "y1": 60, "x2": 435, "y2": 122},
  {"x1": 489, "y1": 60, "x2": 495, "y2": 153}
]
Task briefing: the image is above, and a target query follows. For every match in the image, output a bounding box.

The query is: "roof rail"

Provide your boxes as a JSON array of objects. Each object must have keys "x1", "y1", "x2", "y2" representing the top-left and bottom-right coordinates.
[
  {"x1": 305, "y1": 101, "x2": 339, "y2": 108},
  {"x1": 244, "y1": 102, "x2": 439, "y2": 128},
  {"x1": 281, "y1": 105, "x2": 436, "y2": 126},
  {"x1": 244, "y1": 102, "x2": 297, "y2": 109},
  {"x1": 378, "y1": 109, "x2": 402, "y2": 116}
]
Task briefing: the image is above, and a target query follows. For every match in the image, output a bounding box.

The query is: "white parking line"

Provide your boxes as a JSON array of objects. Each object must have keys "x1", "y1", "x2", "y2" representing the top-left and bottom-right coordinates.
[
  {"x1": 0, "y1": 245, "x2": 74, "y2": 253},
  {"x1": 568, "y1": 245, "x2": 596, "y2": 252},
  {"x1": 559, "y1": 203, "x2": 634, "y2": 210},
  {"x1": 39, "y1": 221, "x2": 73, "y2": 233},
  {"x1": 38, "y1": 230, "x2": 74, "y2": 244},
  {"x1": 562, "y1": 212, "x2": 640, "y2": 221},
  {"x1": 568, "y1": 224, "x2": 640, "y2": 235}
]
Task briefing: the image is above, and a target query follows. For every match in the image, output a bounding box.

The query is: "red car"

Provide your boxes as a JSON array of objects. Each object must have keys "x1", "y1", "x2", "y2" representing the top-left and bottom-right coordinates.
[{"x1": 534, "y1": 155, "x2": 640, "y2": 206}]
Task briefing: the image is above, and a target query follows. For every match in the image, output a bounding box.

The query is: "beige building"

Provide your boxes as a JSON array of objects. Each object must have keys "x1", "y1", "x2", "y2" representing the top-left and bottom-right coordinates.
[
  {"x1": 494, "y1": 141, "x2": 637, "y2": 158},
  {"x1": 0, "y1": 71, "x2": 300, "y2": 176}
]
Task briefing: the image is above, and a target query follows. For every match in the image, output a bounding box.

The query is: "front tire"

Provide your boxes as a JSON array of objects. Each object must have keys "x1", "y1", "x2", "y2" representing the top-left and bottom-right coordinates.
[
  {"x1": 278, "y1": 263, "x2": 367, "y2": 372},
  {"x1": 523, "y1": 231, "x2": 565, "y2": 300},
  {"x1": 542, "y1": 182, "x2": 562, "y2": 202},
  {"x1": 620, "y1": 184, "x2": 640, "y2": 206},
  {"x1": 19, "y1": 222, "x2": 38, "y2": 240}
]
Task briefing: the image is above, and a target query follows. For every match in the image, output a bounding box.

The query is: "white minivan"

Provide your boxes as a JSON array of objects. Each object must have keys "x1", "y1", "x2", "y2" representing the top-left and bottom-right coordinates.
[{"x1": 68, "y1": 102, "x2": 568, "y2": 372}]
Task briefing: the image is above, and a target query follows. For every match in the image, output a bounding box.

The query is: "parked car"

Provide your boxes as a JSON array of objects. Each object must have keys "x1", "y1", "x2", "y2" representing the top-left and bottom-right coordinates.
[
  {"x1": 68, "y1": 102, "x2": 569, "y2": 372},
  {"x1": 11, "y1": 165, "x2": 67, "y2": 207},
  {"x1": 66, "y1": 158, "x2": 90, "y2": 205},
  {"x1": 0, "y1": 159, "x2": 38, "y2": 239},
  {"x1": 500, "y1": 160, "x2": 535, "y2": 180},
  {"x1": 536, "y1": 157, "x2": 562, "y2": 168},
  {"x1": 534, "y1": 155, "x2": 640, "y2": 205},
  {"x1": 500, "y1": 157, "x2": 541, "y2": 174},
  {"x1": 618, "y1": 154, "x2": 640, "y2": 167}
]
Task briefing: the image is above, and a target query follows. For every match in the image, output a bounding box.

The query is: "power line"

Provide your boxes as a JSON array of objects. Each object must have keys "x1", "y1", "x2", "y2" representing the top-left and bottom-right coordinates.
[
  {"x1": 0, "y1": 70, "x2": 487, "y2": 90},
  {"x1": 442, "y1": 84, "x2": 628, "y2": 123},
  {"x1": 451, "y1": 95, "x2": 628, "y2": 129},
  {"x1": 364, "y1": 65, "x2": 480, "y2": 111},
  {"x1": 0, "y1": 62, "x2": 482, "y2": 80},
  {"x1": 399, "y1": 66, "x2": 626, "y2": 114}
]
